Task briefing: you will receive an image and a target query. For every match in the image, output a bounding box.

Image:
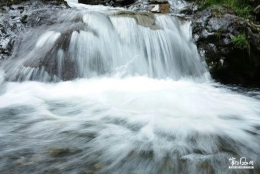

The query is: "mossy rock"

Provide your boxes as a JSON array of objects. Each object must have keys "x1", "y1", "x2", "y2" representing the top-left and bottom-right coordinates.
[{"x1": 192, "y1": 5, "x2": 260, "y2": 87}]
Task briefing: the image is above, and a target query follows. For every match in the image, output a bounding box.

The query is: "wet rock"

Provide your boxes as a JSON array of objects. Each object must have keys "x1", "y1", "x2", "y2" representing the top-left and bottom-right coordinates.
[
  {"x1": 113, "y1": 11, "x2": 160, "y2": 29},
  {"x1": 49, "y1": 148, "x2": 82, "y2": 157},
  {"x1": 192, "y1": 6, "x2": 260, "y2": 87},
  {"x1": 79, "y1": 0, "x2": 135, "y2": 6},
  {"x1": 149, "y1": 3, "x2": 170, "y2": 14},
  {"x1": 198, "y1": 160, "x2": 213, "y2": 173},
  {"x1": 179, "y1": 3, "x2": 198, "y2": 15},
  {"x1": 94, "y1": 162, "x2": 105, "y2": 170},
  {"x1": 127, "y1": 0, "x2": 170, "y2": 14},
  {"x1": 0, "y1": 0, "x2": 68, "y2": 61}
]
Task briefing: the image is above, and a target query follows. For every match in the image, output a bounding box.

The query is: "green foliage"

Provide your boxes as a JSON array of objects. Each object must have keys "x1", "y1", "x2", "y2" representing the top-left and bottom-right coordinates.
[
  {"x1": 198, "y1": 0, "x2": 253, "y2": 18},
  {"x1": 234, "y1": 6, "x2": 251, "y2": 18},
  {"x1": 216, "y1": 27, "x2": 223, "y2": 39},
  {"x1": 232, "y1": 34, "x2": 248, "y2": 50}
]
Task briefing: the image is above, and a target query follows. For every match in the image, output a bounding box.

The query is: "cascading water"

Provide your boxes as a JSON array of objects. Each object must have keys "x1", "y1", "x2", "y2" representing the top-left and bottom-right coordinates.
[
  {"x1": 2, "y1": 8, "x2": 208, "y2": 81},
  {"x1": 0, "y1": 0, "x2": 260, "y2": 174}
]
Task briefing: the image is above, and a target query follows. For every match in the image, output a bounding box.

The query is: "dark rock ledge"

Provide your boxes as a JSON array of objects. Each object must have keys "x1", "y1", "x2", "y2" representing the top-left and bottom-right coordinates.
[
  {"x1": 0, "y1": 0, "x2": 68, "y2": 61},
  {"x1": 191, "y1": 5, "x2": 260, "y2": 87}
]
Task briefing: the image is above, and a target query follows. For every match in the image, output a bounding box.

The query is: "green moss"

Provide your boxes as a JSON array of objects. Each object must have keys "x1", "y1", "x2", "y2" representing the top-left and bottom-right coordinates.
[
  {"x1": 197, "y1": 0, "x2": 254, "y2": 18},
  {"x1": 234, "y1": 5, "x2": 251, "y2": 18},
  {"x1": 216, "y1": 27, "x2": 223, "y2": 39},
  {"x1": 232, "y1": 34, "x2": 248, "y2": 50}
]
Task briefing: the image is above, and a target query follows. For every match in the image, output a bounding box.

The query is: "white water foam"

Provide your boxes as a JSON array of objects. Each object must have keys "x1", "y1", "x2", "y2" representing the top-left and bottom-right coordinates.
[{"x1": 0, "y1": 76, "x2": 259, "y2": 173}]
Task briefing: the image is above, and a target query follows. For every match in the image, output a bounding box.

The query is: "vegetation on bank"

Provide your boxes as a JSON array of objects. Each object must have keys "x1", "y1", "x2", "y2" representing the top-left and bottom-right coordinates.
[
  {"x1": 192, "y1": 0, "x2": 260, "y2": 87},
  {"x1": 232, "y1": 34, "x2": 248, "y2": 50},
  {"x1": 197, "y1": 0, "x2": 255, "y2": 18}
]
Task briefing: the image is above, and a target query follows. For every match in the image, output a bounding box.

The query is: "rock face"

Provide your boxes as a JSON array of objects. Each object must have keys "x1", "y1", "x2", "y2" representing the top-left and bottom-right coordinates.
[
  {"x1": 192, "y1": 6, "x2": 260, "y2": 87},
  {"x1": 0, "y1": 0, "x2": 68, "y2": 61}
]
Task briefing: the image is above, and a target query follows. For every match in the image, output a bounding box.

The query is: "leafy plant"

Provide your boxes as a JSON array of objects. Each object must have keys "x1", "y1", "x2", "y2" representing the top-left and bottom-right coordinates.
[
  {"x1": 232, "y1": 34, "x2": 248, "y2": 50},
  {"x1": 234, "y1": 6, "x2": 251, "y2": 18}
]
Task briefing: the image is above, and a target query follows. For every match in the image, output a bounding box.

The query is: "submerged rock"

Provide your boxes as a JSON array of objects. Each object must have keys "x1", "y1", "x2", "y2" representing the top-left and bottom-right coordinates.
[
  {"x1": 192, "y1": 6, "x2": 260, "y2": 87},
  {"x1": 49, "y1": 147, "x2": 82, "y2": 157}
]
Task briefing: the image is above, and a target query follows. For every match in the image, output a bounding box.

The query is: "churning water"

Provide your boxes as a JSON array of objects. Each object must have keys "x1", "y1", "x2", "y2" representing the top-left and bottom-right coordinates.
[{"x1": 0, "y1": 0, "x2": 259, "y2": 174}]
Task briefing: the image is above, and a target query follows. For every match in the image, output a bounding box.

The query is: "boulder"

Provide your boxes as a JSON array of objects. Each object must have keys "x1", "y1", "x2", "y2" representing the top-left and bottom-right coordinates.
[{"x1": 192, "y1": 6, "x2": 260, "y2": 87}]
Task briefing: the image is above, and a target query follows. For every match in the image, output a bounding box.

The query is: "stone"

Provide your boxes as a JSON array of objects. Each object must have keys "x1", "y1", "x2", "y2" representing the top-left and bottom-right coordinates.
[
  {"x1": 180, "y1": 4, "x2": 199, "y2": 15},
  {"x1": 192, "y1": 5, "x2": 260, "y2": 87},
  {"x1": 149, "y1": 3, "x2": 170, "y2": 14},
  {"x1": 159, "y1": 3, "x2": 170, "y2": 14}
]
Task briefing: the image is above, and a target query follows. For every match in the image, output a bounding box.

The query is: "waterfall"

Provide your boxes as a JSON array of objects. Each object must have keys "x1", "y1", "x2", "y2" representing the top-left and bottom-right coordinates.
[
  {"x1": 0, "y1": 1, "x2": 259, "y2": 174},
  {"x1": 2, "y1": 7, "x2": 209, "y2": 82}
]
